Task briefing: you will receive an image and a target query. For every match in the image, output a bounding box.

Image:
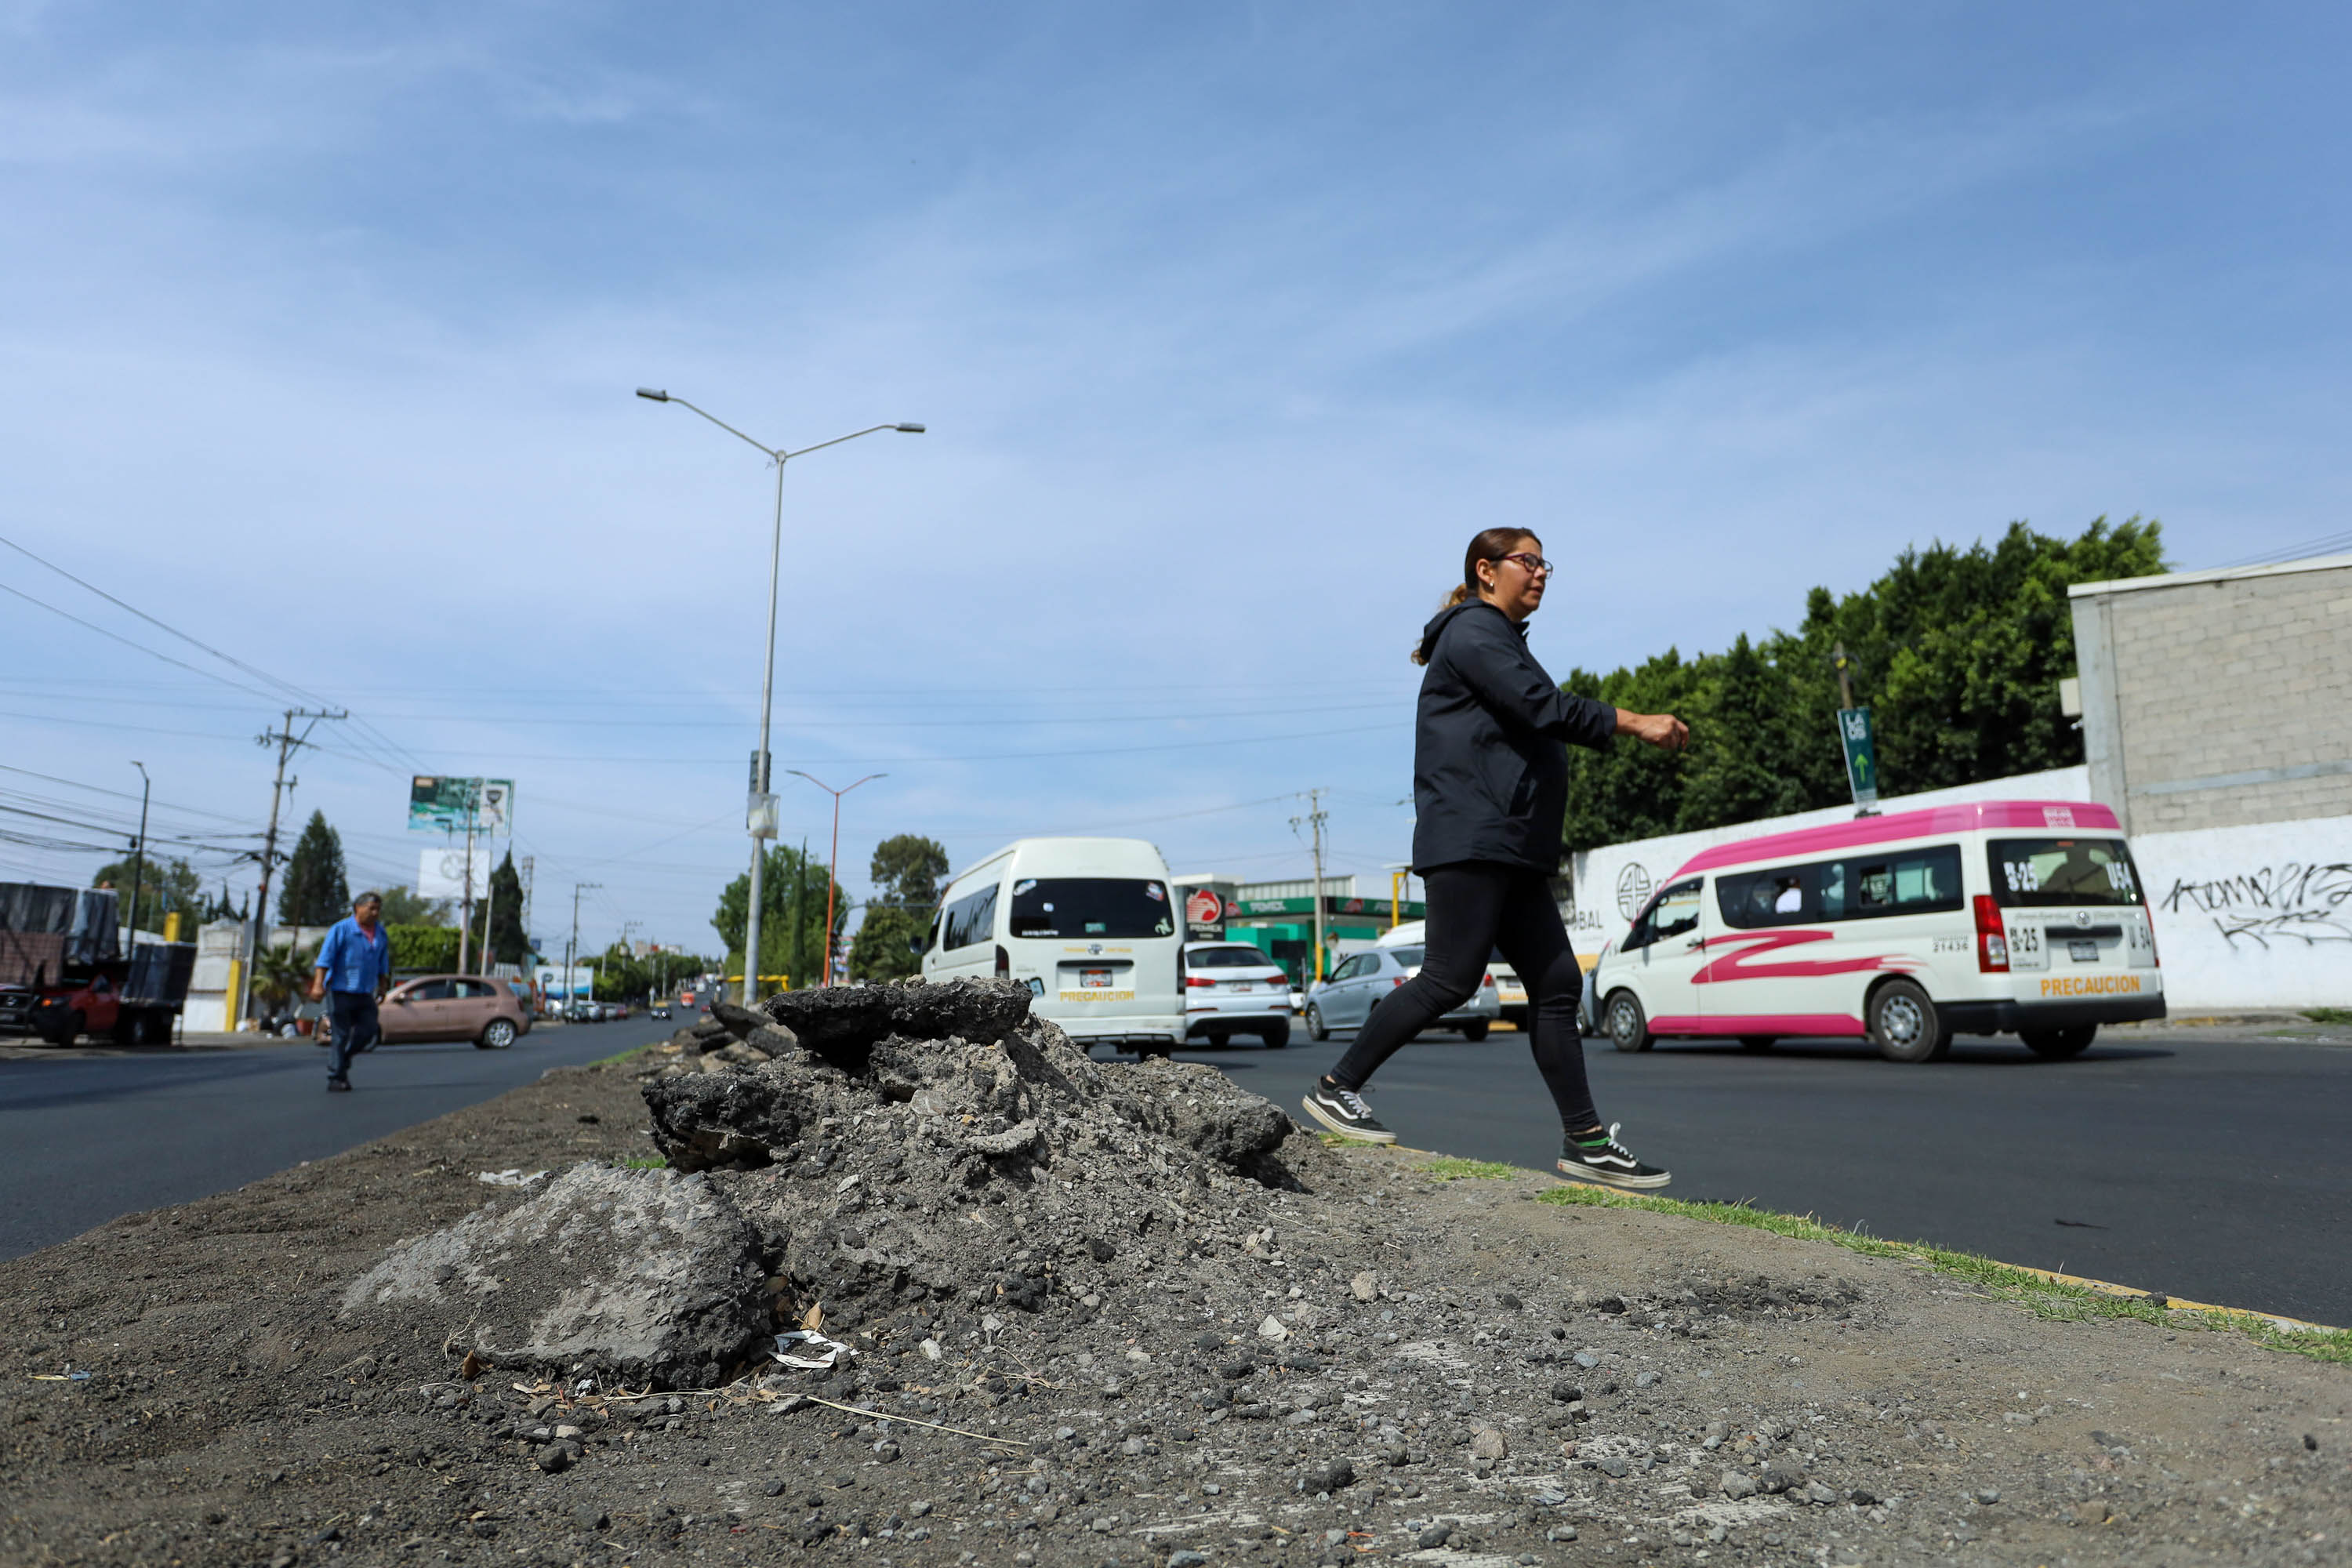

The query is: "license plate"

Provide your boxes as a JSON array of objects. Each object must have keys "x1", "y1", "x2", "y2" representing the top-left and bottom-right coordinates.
[
  {"x1": 1081, "y1": 968, "x2": 1112, "y2": 989},
  {"x1": 2068, "y1": 940, "x2": 2099, "y2": 963}
]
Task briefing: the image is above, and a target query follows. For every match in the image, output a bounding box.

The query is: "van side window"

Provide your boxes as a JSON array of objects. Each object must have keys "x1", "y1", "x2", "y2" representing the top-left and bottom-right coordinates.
[
  {"x1": 941, "y1": 884, "x2": 1000, "y2": 951},
  {"x1": 1718, "y1": 866, "x2": 1818, "y2": 928},
  {"x1": 1627, "y1": 878, "x2": 1703, "y2": 948},
  {"x1": 1846, "y1": 844, "x2": 1963, "y2": 919}
]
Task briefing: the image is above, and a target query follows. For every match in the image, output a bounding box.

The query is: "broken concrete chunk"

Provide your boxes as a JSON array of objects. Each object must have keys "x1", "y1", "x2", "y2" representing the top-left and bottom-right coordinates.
[{"x1": 338, "y1": 1164, "x2": 768, "y2": 1389}]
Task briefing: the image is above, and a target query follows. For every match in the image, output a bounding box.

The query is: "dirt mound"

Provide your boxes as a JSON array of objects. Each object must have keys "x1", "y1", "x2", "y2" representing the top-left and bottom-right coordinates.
[
  {"x1": 633, "y1": 979, "x2": 1311, "y2": 1350},
  {"x1": 328, "y1": 980, "x2": 1318, "y2": 1391}
]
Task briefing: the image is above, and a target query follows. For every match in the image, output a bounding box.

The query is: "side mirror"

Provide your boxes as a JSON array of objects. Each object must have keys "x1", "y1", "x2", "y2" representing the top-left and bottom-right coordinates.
[{"x1": 908, "y1": 933, "x2": 926, "y2": 955}]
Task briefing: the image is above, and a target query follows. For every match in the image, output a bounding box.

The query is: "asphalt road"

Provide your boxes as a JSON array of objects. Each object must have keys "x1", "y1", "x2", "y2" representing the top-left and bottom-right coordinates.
[
  {"x1": 1140, "y1": 1023, "x2": 2352, "y2": 1329},
  {"x1": 0, "y1": 1013, "x2": 679, "y2": 1262}
]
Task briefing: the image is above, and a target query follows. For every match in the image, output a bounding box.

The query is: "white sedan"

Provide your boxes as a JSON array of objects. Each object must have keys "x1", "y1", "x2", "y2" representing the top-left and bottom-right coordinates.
[{"x1": 1180, "y1": 941, "x2": 1293, "y2": 1049}]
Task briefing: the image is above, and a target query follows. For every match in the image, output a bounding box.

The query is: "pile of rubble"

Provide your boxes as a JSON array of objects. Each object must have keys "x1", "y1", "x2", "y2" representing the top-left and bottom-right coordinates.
[{"x1": 340, "y1": 980, "x2": 1327, "y2": 1391}]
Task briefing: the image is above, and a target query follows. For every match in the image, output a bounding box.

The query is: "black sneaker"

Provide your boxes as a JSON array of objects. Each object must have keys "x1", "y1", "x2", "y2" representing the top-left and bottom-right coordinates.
[
  {"x1": 1556, "y1": 1123, "x2": 1669, "y2": 1189},
  {"x1": 327, "y1": 1077, "x2": 353, "y2": 1094},
  {"x1": 1300, "y1": 1080, "x2": 1396, "y2": 1144}
]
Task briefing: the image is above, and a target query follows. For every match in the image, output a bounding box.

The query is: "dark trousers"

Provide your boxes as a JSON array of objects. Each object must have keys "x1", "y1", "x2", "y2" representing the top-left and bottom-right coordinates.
[
  {"x1": 328, "y1": 990, "x2": 379, "y2": 1082},
  {"x1": 1326, "y1": 862, "x2": 1599, "y2": 1131}
]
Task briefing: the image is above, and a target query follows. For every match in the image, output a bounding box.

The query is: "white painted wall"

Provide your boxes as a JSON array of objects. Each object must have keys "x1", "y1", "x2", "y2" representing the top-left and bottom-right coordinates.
[
  {"x1": 1565, "y1": 769, "x2": 2352, "y2": 1013},
  {"x1": 2132, "y1": 815, "x2": 2352, "y2": 1011}
]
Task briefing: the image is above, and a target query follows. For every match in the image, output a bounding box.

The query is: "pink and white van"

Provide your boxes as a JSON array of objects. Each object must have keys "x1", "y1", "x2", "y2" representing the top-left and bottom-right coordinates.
[{"x1": 1586, "y1": 800, "x2": 2164, "y2": 1062}]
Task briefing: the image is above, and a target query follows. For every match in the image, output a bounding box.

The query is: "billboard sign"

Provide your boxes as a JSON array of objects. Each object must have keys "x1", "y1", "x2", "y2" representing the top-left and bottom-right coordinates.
[
  {"x1": 409, "y1": 777, "x2": 515, "y2": 834},
  {"x1": 419, "y1": 847, "x2": 488, "y2": 901},
  {"x1": 1837, "y1": 707, "x2": 1879, "y2": 810}
]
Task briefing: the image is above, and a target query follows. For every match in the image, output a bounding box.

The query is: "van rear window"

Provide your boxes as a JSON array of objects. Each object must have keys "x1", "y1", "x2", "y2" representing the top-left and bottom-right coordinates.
[
  {"x1": 1987, "y1": 838, "x2": 2142, "y2": 907},
  {"x1": 1009, "y1": 879, "x2": 1176, "y2": 939}
]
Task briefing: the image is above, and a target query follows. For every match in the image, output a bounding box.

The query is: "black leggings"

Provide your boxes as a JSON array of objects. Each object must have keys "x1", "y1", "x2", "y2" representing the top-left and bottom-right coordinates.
[{"x1": 1325, "y1": 862, "x2": 1599, "y2": 1131}]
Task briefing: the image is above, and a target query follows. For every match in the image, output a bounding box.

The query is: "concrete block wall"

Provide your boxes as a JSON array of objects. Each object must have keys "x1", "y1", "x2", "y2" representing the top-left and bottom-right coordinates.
[{"x1": 2071, "y1": 555, "x2": 2352, "y2": 835}]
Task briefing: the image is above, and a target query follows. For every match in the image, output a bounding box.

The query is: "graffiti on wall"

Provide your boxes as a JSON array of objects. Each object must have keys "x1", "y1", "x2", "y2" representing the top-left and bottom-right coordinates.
[{"x1": 2160, "y1": 862, "x2": 2352, "y2": 949}]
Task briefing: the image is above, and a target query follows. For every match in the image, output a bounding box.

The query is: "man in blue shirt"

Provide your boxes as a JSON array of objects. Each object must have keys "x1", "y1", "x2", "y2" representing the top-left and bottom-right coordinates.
[{"x1": 309, "y1": 891, "x2": 392, "y2": 1091}]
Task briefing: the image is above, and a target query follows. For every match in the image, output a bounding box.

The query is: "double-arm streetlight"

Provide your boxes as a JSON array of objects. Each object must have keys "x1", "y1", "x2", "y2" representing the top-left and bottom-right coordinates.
[
  {"x1": 784, "y1": 770, "x2": 884, "y2": 988},
  {"x1": 636, "y1": 388, "x2": 922, "y2": 1005}
]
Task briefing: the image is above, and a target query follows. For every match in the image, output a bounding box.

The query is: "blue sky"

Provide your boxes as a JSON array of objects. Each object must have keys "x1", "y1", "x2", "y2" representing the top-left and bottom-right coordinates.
[{"x1": 4, "y1": 2, "x2": 2347, "y2": 957}]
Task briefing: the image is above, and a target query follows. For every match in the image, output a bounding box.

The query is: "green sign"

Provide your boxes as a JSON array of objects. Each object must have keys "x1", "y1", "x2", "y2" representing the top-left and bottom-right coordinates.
[
  {"x1": 1838, "y1": 706, "x2": 1878, "y2": 809},
  {"x1": 408, "y1": 776, "x2": 515, "y2": 834}
]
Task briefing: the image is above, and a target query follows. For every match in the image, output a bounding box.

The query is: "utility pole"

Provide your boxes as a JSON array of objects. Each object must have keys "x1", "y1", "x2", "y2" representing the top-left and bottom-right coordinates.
[
  {"x1": 457, "y1": 793, "x2": 478, "y2": 976},
  {"x1": 568, "y1": 882, "x2": 601, "y2": 1012},
  {"x1": 1831, "y1": 641, "x2": 1856, "y2": 710},
  {"x1": 1290, "y1": 788, "x2": 1329, "y2": 982},
  {"x1": 125, "y1": 761, "x2": 151, "y2": 944},
  {"x1": 519, "y1": 855, "x2": 535, "y2": 959},
  {"x1": 249, "y1": 708, "x2": 344, "y2": 1018}
]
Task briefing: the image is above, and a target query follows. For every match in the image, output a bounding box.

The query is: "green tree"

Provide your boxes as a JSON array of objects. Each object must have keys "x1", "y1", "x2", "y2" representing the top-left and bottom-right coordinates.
[
  {"x1": 485, "y1": 852, "x2": 530, "y2": 965},
  {"x1": 848, "y1": 905, "x2": 926, "y2": 982},
  {"x1": 92, "y1": 855, "x2": 203, "y2": 935},
  {"x1": 1559, "y1": 516, "x2": 2169, "y2": 853},
  {"x1": 277, "y1": 811, "x2": 349, "y2": 927},
  {"x1": 711, "y1": 841, "x2": 845, "y2": 992},
  {"x1": 388, "y1": 924, "x2": 461, "y2": 972},
  {"x1": 376, "y1": 884, "x2": 452, "y2": 925},
  {"x1": 869, "y1": 834, "x2": 950, "y2": 912}
]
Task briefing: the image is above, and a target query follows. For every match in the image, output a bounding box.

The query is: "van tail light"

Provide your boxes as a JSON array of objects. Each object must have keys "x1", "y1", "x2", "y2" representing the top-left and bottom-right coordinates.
[
  {"x1": 1483, "y1": 973, "x2": 1496, "y2": 989},
  {"x1": 2143, "y1": 903, "x2": 2161, "y2": 967},
  {"x1": 994, "y1": 945, "x2": 1011, "y2": 980},
  {"x1": 1973, "y1": 895, "x2": 2009, "y2": 973},
  {"x1": 1185, "y1": 975, "x2": 1216, "y2": 989},
  {"x1": 1392, "y1": 976, "x2": 1406, "y2": 988}
]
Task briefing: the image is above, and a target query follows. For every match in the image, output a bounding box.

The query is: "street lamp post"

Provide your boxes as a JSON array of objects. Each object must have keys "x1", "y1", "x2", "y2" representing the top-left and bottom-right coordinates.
[
  {"x1": 786, "y1": 771, "x2": 884, "y2": 987},
  {"x1": 126, "y1": 761, "x2": 151, "y2": 943},
  {"x1": 636, "y1": 388, "x2": 922, "y2": 1006}
]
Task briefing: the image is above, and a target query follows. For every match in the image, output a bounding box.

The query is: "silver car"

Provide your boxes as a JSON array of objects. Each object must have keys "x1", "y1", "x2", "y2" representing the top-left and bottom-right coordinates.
[{"x1": 1302, "y1": 945, "x2": 1501, "y2": 1042}]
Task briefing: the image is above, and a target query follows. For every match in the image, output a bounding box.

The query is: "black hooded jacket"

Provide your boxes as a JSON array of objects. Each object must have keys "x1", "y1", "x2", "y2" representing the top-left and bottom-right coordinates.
[{"x1": 1409, "y1": 601, "x2": 1617, "y2": 874}]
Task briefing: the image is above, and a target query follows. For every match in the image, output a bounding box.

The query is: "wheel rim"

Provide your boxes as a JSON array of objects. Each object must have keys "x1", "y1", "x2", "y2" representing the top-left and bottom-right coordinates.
[
  {"x1": 1306, "y1": 1005, "x2": 1322, "y2": 1031},
  {"x1": 1609, "y1": 998, "x2": 1639, "y2": 1047},
  {"x1": 1881, "y1": 993, "x2": 1925, "y2": 1048},
  {"x1": 487, "y1": 1021, "x2": 514, "y2": 1047}
]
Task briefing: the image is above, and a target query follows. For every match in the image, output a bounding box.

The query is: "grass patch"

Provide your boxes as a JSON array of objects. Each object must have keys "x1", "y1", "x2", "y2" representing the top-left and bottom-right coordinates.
[
  {"x1": 590, "y1": 1040, "x2": 664, "y2": 1067},
  {"x1": 1417, "y1": 1157, "x2": 1519, "y2": 1181},
  {"x1": 2303, "y1": 1007, "x2": 2352, "y2": 1025},
  {"x1": 1534, "y1": 1181, "x2": 2352, "y2": 1367},
  {"x1": 613, "y1": 1155, "x2": 669, "y2": 1170}
]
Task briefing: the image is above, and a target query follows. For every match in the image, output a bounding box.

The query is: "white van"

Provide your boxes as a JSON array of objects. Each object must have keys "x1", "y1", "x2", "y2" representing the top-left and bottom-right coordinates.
[
  {"x1": 1587, "y1": 799, "x2": 2165, "y2": 1062},
  {"x1": 922, "y1": 837, "x2": 1185, "y2": 1058}
]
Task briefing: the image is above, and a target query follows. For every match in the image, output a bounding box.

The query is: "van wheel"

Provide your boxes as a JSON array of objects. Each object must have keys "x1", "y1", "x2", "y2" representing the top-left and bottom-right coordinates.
[
  {"x1": 2021, "y1": 1025, "x2": 2096, "y2": 1059},
  {"x1": 477, "y1": 1018, "x2": 517, "y2": 1050},
  {"x1": 1870, "y1": 979, "x2": 1950, "y2": 1063},
  {"x1": 1260, "y1": 1021, "x2": 1289, "y2": 1049},
  {"x1": 1604, "y1": 991, "x2": 1653, "y2": 1052},
  {"x1": 1458, "y1": 1022, "x2": 1490, "y2": 1042},
  {"x1": 1305, "y1": 1004, "x2": 1330, "y2": 1042},
  {"x1": 1738, "y1": 1036, "x2": 1775, "y2": 1052}
]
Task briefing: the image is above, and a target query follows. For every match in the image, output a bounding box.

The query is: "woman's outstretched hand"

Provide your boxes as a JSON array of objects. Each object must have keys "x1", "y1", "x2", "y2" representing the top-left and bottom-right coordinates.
[{"x1": 1614, "y1": 709, "x2": 1691, "y2": 752}]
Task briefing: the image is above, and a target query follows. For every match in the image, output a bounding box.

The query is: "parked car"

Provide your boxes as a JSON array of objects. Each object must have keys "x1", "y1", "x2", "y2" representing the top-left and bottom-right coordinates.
[
  {"x1": 318, "y1": 975, "x2": 532, "y2": 1050},
  {"x1": 1303, "y1": 945, "x2": 1501, "y2": 1041},
  {"x1": 1381, "y1": 920, "x2": 1531, "y2": 1028},
  {"x1": 1179, "y1": 941, "x2": 1291, "y2": 1048}
]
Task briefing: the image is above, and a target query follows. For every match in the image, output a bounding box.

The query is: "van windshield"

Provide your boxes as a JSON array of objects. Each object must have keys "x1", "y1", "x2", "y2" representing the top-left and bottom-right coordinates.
[
  {"x1": 1008, "y1": 878, "x2": 1176, "y2": 939},
  {"x1": 1987, "y1": 838, "x2": 2143, "y2": 907}
]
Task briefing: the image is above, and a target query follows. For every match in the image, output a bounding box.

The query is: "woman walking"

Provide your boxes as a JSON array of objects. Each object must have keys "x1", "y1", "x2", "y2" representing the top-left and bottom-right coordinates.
[{"x1": 1300, "y1": 528, "x2": 1690, "y2": 1188}]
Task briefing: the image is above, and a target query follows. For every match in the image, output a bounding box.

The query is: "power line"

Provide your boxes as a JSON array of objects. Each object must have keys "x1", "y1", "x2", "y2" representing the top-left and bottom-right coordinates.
[{"x1": 2209, "y1": 528, "x2": 2352, "y2": 571}]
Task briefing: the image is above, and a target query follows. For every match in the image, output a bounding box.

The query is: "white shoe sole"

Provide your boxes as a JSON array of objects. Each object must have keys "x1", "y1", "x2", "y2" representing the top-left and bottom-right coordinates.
[
  {"x1": 1300, "y1": 1094, "x2": 1397, "y2": 1145},
  {"x1": 1555, "y1": 1156, "x2": 1671, "y2": 1190}
]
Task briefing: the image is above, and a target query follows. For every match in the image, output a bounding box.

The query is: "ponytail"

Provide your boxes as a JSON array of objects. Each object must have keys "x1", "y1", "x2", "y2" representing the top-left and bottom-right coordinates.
[{"x1": 1409, "y1": 530, "x2": 1536, "y2": 665}]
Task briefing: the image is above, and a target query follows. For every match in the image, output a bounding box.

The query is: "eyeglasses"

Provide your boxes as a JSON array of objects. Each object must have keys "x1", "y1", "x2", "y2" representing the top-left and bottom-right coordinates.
[{"x1": 1500, "y1": 551, "x2": 1555, "y2": 576}]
